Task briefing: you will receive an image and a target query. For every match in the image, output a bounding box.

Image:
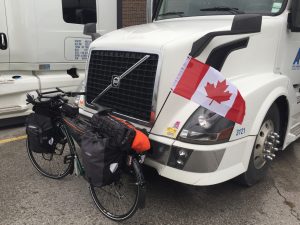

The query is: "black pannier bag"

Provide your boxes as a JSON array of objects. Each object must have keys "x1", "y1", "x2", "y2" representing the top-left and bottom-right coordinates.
[
  {"x1": 63, "y1": 115, "x2": 91, "y2": 144},
  {"x1": 81, "y1": 113, "x2": 136, "y2": 187},
  {"x1": 81, "y1": 131, "x2": 124, "y2": 187},
  {"x1": 26, "y1": 113, "x2": 58, "y2": 153}
]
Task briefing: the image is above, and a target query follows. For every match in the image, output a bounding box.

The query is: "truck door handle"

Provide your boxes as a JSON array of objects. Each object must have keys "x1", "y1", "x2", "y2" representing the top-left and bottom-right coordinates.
[{"x1": 0, "y1": 33, "x2": 8, "y2": 50}]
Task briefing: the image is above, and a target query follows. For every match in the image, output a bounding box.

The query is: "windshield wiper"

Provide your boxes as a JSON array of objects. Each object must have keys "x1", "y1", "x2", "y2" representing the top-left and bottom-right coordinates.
[
  {"x1": 200, "y1": 7, "x2": 244, "y2": 14},
  {"x1": 158, "y1": 11, "x2": 184, "y2": 17}
]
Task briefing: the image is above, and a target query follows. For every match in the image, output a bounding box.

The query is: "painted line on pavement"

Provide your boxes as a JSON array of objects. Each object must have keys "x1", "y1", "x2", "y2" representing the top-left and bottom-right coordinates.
[{"x1": 0, "y1": 135, "x2": 27, "y2": 144}]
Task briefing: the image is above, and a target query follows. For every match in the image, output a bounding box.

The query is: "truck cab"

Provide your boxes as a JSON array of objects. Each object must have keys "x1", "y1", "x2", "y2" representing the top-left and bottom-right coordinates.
[
  {"x1": 0, "y1": 0, "x2": 118, "y2": 124},
  {"x1": 80, "y1": 0, "x2": 300, "y2": 186}
]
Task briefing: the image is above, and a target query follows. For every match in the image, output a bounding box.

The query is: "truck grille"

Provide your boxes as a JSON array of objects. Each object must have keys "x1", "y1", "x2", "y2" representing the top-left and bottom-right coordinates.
[{"x1": 86, "y1": 50, "x2": 159, "y2": 122}]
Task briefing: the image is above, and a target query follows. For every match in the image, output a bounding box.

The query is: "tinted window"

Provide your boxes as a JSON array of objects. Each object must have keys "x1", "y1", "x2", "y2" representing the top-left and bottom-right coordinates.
[{"x1": 62, "y1": 0, "x2": 97, "y2": 24}]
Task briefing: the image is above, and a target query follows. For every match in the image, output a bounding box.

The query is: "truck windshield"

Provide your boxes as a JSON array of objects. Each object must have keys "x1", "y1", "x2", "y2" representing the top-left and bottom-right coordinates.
[{"x1": 156, "y1": 0, "x2": 286, "y2": 20}]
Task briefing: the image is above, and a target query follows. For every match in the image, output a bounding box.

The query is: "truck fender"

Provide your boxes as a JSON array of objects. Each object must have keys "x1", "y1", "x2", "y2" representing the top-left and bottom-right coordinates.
[
  {"x1": 249, "y1": 86, "x2": 288, "y2": 135},
  {"x1": 231, "y1": 74, "x2": 289, "y2": 142}
]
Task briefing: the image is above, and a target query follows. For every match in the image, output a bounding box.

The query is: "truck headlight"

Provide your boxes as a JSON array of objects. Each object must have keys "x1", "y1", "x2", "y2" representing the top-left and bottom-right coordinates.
[{"x1": 178, "y1": 107, "x2": 234, "y2": 144}]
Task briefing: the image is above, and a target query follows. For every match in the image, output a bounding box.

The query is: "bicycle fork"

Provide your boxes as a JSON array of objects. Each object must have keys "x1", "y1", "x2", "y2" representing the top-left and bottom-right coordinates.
[
  {"x1": 74, "y1": 155, "x2": 84, "y2": 176},
  {"x1": 64, "y1": 154, "x2": 84, "y2": 176},
  {"x1": 131, "y1": 157, "x2": 147, "y2": 209},
  {"x1": 61, "y1": 124, "x2": 84, "y2": 176}
]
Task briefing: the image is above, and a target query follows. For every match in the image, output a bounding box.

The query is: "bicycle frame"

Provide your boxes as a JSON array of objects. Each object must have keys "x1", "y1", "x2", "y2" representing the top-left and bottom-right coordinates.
[{"x1": 59, "y1": 122, "x2": 85, "y2": 176}]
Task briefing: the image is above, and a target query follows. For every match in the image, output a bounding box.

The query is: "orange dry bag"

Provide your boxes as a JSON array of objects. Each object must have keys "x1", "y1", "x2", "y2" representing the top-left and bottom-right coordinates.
[{"x1": 111, "y1": 115, "x2": 151, "y2": 153}]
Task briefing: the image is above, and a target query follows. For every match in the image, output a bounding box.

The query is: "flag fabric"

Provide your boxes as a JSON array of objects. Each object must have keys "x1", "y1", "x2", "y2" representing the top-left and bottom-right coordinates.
[{"x1": 172, "y1": 56, "x2": 245, "y2": 124}]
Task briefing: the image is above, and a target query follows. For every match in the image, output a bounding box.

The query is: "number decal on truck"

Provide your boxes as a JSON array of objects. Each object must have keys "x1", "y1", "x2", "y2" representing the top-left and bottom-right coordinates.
[
  {"x1": 236, "y1": 128, "x2": 246, "y2": 136},
  {"x1": 65, "y1": 38, "x2": 92, "y2": 61}
]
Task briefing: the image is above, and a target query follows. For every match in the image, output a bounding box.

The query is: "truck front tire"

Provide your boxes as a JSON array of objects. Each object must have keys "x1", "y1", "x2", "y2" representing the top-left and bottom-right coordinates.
[{"x1": 237, "y1": 104, "x2": 280, "y2": 186}]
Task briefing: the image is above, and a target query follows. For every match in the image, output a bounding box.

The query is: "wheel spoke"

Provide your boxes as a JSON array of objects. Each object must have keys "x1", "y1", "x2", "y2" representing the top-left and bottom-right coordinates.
[
  {"x1": 89, "y1": 159, "x2": 143, "y2": 221},
  {"x1": 27, "y1": 126, "x2": 73, "y2": 179}
]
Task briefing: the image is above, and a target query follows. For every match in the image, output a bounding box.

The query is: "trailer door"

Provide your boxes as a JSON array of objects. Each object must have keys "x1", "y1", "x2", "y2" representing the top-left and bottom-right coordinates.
[{"x1": 0, "y1": 0, "x2": 9, "y2": 70}]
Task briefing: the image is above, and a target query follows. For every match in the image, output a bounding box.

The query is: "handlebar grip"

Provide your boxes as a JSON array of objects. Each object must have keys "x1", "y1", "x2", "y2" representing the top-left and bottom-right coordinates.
[
  {"x1": 56, "y1": 87, "x2": 65, "y2": 93},
  {"x1": 26, "y1": 93, "x2": 35, "y2": 104}
]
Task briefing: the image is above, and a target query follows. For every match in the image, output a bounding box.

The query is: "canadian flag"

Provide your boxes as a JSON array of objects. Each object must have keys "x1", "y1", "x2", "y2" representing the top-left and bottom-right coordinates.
[{"x1": 172, "y1": 56, "x2": 246, "y2": 124}]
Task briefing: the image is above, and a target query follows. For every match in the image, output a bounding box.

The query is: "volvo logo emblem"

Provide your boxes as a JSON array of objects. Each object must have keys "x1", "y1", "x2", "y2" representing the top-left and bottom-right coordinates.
[{"x1": 112, "y1": 75, "x2": 121, "y2": 88}]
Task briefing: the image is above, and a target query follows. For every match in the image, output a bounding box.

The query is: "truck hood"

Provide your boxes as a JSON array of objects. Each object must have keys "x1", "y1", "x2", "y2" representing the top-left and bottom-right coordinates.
[
  {"x1": 88, "y1": 16, "x2": 237, "y2": 122},
  {"x1": 91, "y1": 16, "x2": 234, "y2": 52}
]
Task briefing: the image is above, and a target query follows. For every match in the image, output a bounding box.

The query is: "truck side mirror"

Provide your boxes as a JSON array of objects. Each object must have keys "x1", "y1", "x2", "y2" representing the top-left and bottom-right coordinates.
[
  {"x1": 83, "y1": 23, "x2": 101, "y2": 41},
  {"x1": 289, "y1": 0, "x2": 300, "y2": 32}
]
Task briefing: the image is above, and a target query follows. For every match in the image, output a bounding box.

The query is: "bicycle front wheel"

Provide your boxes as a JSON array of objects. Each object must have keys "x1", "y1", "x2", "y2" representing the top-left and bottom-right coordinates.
[
  {"x1": 27, "y1": 126, "x2": 73, "y2": 179},
  {"x1": 89, "y1": 158, "x2": 146, "y2": 221}
]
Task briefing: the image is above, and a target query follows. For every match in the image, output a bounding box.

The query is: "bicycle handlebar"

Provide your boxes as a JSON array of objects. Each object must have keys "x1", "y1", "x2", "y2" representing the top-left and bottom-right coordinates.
[
  {"x1": 55, "y1": 88, "x2": 86, "y2": 97},
  {"x1": 26, "y1": 88, "x2": 86, "y2": 106},
  {"x1": 36, "y1": 88, "x2": 86, "y2": 98}
]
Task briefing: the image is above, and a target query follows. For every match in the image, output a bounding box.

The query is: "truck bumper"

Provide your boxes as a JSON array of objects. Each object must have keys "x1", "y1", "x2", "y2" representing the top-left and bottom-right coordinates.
[
  {"x1": 146, "y1": 134, "x2": 256, "y2": 186},
  {"x1": 80, "y1": 108, "x2": 256, "y2": 186}
]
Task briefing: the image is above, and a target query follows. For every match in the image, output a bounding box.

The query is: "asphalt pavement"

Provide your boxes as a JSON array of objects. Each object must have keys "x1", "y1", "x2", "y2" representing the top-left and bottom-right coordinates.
[{"x1": 0, "y1": 125, "x2": 300, "y2": 225}]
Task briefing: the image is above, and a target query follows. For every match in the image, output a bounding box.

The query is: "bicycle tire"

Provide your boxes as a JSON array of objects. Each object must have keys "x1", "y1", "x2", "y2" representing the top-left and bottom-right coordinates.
[
  {"x1": 89, "y1": 158, "x2": 146, "y2": 221},
  {"x1": 26, "y1": 126, "x2": 73, "y2": 179}
]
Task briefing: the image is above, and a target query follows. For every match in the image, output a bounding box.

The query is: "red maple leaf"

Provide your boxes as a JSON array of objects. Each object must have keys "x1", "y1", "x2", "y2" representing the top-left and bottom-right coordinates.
[{"x1": 205, "y1": 80, "x2": 232, "y2": 105}]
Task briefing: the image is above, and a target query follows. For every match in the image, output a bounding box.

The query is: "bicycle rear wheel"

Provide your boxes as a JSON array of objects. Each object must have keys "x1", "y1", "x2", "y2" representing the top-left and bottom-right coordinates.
[
  {"x1": 27, "y1": 126, "x2": 73, "y2": 179},
  {"x1": 89, "y1": 158, "x2": 146, "y2": 221}
]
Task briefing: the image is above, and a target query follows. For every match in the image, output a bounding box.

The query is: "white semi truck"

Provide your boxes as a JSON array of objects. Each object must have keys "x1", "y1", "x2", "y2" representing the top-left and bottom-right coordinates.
[
  {"x1": 80, "y1": 0, "x2": 300, "y2": 186},
  {"x1": 0, "y1": 0, "x2": 119, "y2": 125}
]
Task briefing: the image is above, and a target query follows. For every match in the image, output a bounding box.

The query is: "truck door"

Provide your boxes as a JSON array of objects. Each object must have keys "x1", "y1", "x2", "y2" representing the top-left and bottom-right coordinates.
[
  {"x1": 32, "y1": 0, "x2": 98, "y2": 92},
  {"x1": 281, "y1": 32, "x2": 300, "y2": 86},
  {"x1": 279, "y1": 12, "x2": 300, "y2": 127},
  {"x1": 0, "y1": 0, "x2": 40, "y2": 120},
  {"x1": 0, "y1": 0, "x2": 9, "y2": 70}
]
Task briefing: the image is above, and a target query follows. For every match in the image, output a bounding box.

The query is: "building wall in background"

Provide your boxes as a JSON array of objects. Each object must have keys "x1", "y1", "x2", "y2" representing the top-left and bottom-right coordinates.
[{"x1": 120, "y1": 0, "x2": 147, "y2": 27}]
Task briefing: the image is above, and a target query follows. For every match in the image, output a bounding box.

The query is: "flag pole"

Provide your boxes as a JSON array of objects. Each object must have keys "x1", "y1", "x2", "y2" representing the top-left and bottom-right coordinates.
[{"x1": 149, "y1": 91, "x2": 171, "y2": 133}]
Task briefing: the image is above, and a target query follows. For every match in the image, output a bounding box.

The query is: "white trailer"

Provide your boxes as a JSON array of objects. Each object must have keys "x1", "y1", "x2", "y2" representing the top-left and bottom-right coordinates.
[
  {"x1": 80, "y1": 0, "x2": 300, "y2": 186},
  {"x1": 0, "y1": 0, "x2": 118, "y2": 124}
]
